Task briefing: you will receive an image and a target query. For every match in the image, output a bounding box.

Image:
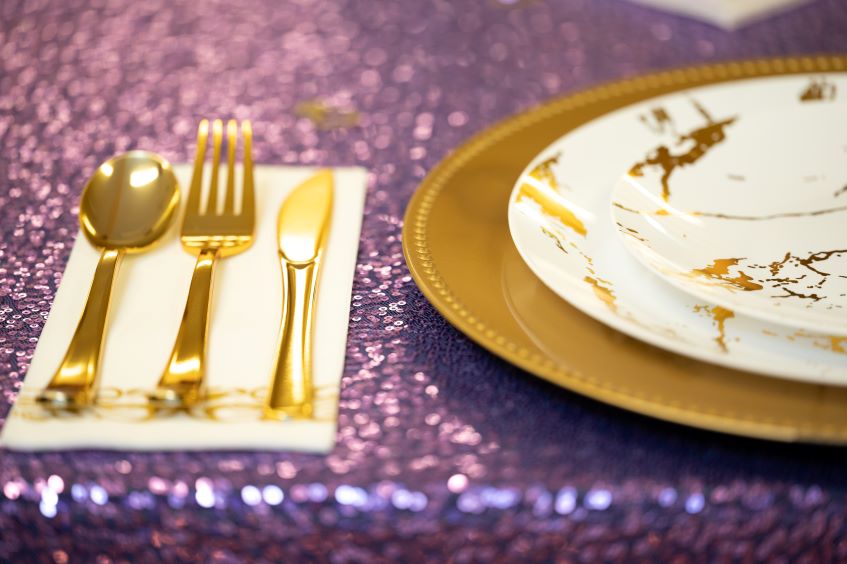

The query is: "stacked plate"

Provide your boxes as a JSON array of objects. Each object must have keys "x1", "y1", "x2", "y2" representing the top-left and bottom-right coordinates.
[
  {"x1": 405, "y1": 57, "x2": 847, "y2": 442},
  {"x1": 508, "y1": 72, "x2": 847, "y2": 385}
]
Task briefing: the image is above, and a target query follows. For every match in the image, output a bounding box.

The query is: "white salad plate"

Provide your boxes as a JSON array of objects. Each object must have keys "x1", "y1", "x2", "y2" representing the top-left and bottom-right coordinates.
[
  {"x1": 507, "y1": 72, "x2": 847, "y2": 385},
  {"x1": 610, "y1": 81, "x2": 847, "y2": 334}
]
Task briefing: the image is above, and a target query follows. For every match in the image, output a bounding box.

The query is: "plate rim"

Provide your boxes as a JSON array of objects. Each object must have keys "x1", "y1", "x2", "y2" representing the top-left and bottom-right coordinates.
[{"x1": 403, "y1": 54, "x2": 847, "y2": 443}]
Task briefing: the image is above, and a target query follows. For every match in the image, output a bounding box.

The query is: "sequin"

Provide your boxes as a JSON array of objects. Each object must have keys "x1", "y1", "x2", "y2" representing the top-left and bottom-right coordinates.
[{"x1": 2, "y1": 0, "x2": 847, "y2": 559}]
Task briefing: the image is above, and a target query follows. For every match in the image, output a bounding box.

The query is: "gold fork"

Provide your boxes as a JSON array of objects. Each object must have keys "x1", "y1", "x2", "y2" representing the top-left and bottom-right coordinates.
[{"x1": 149, "y1": 119, "x2": 255, "y2": 408}]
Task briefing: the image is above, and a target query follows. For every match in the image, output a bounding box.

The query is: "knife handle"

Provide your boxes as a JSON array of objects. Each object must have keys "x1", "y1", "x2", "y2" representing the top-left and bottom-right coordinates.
[{"x1": 265, "y1": 257, "x2": 319, "y2": 419}]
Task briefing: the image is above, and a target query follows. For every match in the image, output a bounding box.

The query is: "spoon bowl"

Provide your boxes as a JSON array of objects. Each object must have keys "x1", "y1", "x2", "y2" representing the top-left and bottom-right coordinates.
[
  {"x1": 82, "y1": 150, "x2": 180, "y2": 250},
  {"x1": 38, "y1": 151, "x2": 179, "y2": 408}
]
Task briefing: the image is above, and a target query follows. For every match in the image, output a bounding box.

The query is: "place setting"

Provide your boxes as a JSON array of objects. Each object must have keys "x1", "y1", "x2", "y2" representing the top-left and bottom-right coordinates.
[
  {"x1": 5, "y1": 58, "x2": 847, "y2": 452},
  {"x1": 404, "y1": 55, "x2": 847, "y2": 443},
  {"x1": 9, "y1": 0, "x2": 847, "y2": 558},
  {"x1": 12, "y1": 57, "x2": 846, "y2": 452},
  {"x1": 0, "y1": 119, "x2": 366, "y2": 452}
]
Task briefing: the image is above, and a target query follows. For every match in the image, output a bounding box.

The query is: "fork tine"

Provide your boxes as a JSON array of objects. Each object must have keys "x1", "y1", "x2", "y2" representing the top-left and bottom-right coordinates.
[
  {"x1": 241, "y1": 120, "x2": 255, "y2": 224},
  {"x1": 186, "y1": 119, "x2": 209, "y2": 214},
  {"x1": 206, "y1": 119, "x2": 223, "y2": 215},
  {"x1": 224, "y1": 119, "x2": 237, "y2": 214}
]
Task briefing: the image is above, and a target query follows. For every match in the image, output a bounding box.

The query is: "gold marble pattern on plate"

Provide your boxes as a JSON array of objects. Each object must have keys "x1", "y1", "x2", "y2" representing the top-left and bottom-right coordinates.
[
  {"x1": 786, "y1": 331, "x2": 847, "y2": 355},
  {"x1": 583, "y1": 275, "x2": 617, "y2": 312},
  {"x1": 690, "y1": 258, "x2": 764, "y2": 292},
  {"x1": 688, "y1": 249, "x2": 847, "y2": 304},
  {"x1": 638, "y1": 106, "x2": 676, "y2": 135},
  {"x1": 403, "y1": 55, "x2": 847, "y2": 444},
  {"x1": 628, "y1": 100, "x2": 737, "y2": 201},
  {"x1": 613, "y1": 200, "x2": 847, "y2": 222},
  {"x1": 800, "y1": 76, "x2": 837, "y2": 101},
  {"x1": 515, "y1": 153, "x2": 587, "y2": 236},
  {"x1": 693, "y1": 304, "x2": 735, "y2": 352}
]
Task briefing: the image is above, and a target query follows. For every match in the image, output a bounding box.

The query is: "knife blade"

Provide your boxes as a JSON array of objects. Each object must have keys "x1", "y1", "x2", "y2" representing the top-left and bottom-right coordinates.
[
  {"x1": 265, "y1": 169, "x2": 334, "y2": 419},
  {"x1": 277, "y1": 169, "x2": 334, "y2": 264}
]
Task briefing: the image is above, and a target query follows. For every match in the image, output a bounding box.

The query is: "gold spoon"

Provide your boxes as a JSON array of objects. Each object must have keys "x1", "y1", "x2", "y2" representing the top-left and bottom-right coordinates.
[{"x1": 37, "y1": 151, "x2": 180, "y2": 409}]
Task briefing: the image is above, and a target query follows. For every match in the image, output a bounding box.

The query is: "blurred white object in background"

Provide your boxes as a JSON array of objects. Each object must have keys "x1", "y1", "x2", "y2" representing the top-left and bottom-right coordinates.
[{"x1": 627, "y1": 0, "x2": 812, "y2": 29}]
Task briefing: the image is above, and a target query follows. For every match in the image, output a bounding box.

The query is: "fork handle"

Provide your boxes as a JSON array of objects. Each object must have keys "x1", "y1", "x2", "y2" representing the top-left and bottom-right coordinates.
[
  {"x1": 264, "y1": 257, "x2": 318, "y2": 419},
  {"x1": 151, "y1": 247, "x2": 218, "y2": 408}
]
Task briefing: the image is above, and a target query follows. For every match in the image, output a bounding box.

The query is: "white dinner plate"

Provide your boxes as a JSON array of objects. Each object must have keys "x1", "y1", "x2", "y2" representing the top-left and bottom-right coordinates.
[
  {"x1": 507, "y1": 72, "x2": 847, "y2": 385},
  {"x1": 610, "y1": 84, "x2": 847, "y2": 333}
]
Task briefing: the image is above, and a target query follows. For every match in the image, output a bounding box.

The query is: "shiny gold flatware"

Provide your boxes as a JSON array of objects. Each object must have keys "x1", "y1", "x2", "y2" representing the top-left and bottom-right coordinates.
[
  {"x1": 37, "y1": 151, "x2": 180, "y2": 409},
  {"x1": 264, "y1": 170, "x2": 334, "y2": 419},
  {"x1": 149, "y1": 119, "x2": 255, "y2": 408}
]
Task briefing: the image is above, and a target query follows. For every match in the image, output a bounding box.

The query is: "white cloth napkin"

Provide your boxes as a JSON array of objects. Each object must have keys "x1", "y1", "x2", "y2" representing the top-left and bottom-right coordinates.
[
  {"x1": 626, "y1": 0, "x2": 811, "y2": 29},
  {"x1": 1, "y1": 165, "x2": 366, "y2": 452}
]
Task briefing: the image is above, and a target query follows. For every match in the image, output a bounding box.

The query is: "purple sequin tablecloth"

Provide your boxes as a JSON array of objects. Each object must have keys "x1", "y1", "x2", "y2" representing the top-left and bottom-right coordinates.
[{"x1": 3, "y1": 0, "x2": 847, "y2": 560}]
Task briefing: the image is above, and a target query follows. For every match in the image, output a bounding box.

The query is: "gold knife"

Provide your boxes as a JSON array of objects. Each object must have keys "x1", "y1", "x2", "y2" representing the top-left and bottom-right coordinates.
[{"x1": 265, "y1": 169, "x2": 334, "y2": 419}]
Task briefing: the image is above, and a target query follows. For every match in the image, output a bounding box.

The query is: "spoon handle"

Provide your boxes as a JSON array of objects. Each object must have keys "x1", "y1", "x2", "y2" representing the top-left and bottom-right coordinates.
[
  {"x1": 149, "y1": 247, "x2": 219, "y2": 408},
  {"x1": 37, "y1": 247, "x2": 124, "y2": 409}
]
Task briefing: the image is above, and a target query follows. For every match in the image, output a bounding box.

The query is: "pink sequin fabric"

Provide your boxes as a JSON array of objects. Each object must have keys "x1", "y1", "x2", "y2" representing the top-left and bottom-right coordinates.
[{"x1": 2, "y1": 0, "x2": 847, "y2": 560}]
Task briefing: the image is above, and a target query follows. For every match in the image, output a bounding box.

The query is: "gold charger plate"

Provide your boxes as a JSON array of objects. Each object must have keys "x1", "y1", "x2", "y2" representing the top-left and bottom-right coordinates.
[{"x1": 402, "y1": 55, "x2": 847, "y2": 444}]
